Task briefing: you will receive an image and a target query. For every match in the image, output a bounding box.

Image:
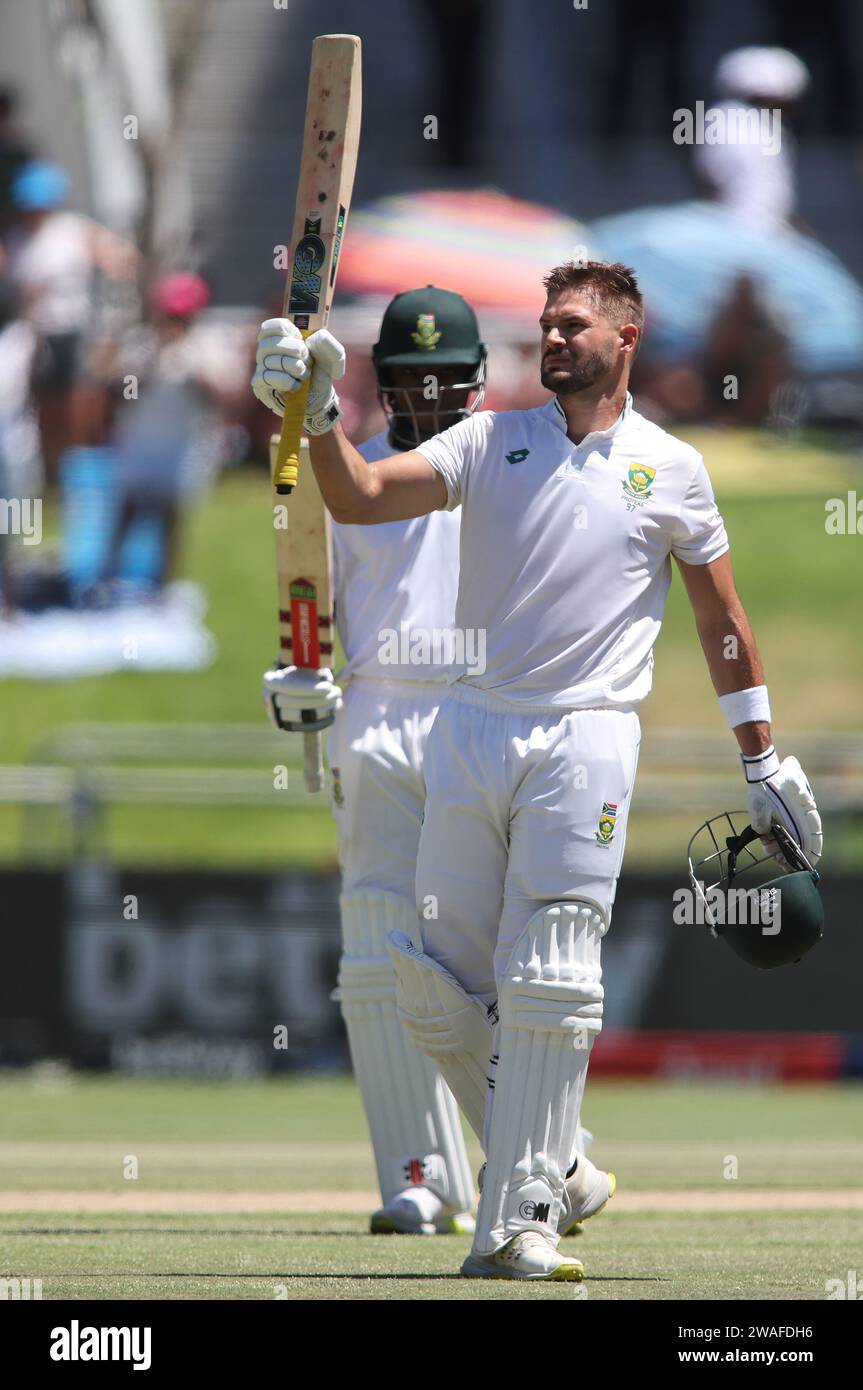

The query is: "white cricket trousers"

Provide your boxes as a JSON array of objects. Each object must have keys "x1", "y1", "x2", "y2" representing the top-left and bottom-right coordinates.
[
  {"x1": 327, "y1": 677, "x2": 443, "y2": 896},
  {"x1": 415, "y1": 683, "x2": 642, "y2": 1003}
]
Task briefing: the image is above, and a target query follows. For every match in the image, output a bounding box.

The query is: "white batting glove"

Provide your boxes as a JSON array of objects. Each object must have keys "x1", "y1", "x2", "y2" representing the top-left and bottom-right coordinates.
[
  {"x1": 251, "y1": 318, "x2": 346, "y2": 434},
  {"x1": 303, "y1": 328, "x2": 346, "y2": 434},
  {"x1": 743, "y1": 749, "x2": 822, "y2": 870},
  {"x1": 252, "y1": 318, "x2": 309, "y2": 417},
  {"x1": 262, "y1": 664, "x2": 342, "y2": 734}
]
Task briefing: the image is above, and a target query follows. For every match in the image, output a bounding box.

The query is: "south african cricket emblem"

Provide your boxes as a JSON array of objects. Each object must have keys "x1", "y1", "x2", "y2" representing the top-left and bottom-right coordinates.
[
  {"x1": 596, "y1": 802, "x2": 618, "y2": 845},
  {"x1": 621, "y1": 461, "x2": 656, "y2": 505},
  {"x1": 411, "y1": 313, "x2": 442, "y2": 351}
]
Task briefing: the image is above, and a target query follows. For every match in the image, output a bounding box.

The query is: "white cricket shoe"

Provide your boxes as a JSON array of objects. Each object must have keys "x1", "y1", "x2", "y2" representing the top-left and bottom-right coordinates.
[
  {"x1": 461, "y1": 1230, "x2": 585, "y2": 1281},
  {"x1": 559, "y1": 1154, "x2": 616, "y2": 1237},
  {"x1": 476, "y1": 1151, "x2": 613, "y2": 1238},
  {"x1": 370, "y1": 1188, "x2": 475, "y2": 1236}
]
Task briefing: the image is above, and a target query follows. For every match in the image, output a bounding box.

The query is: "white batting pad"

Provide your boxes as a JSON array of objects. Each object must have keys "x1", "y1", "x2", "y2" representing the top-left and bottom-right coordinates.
[
  {"x1": 473, "y1": 901, "x2": 605, "y2": 1254},
  {"x1": 338, "y1": 892, "x2": 474, "y2": 1211},
  {"x1": 387, "y1": 929, "x2": 494, "y2": 1143}
]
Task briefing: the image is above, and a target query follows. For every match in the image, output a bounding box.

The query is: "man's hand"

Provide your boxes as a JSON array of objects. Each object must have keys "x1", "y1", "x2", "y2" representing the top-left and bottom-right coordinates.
[
  {"x1": 262, "y1": 664, "x2": 342, "y2": 734},
  {"x1": 251, "y1": 317, "x2": 346, "y2": 432},
  {"x1": 745, "y1": 754, "x2": 822, "y2": 870}
]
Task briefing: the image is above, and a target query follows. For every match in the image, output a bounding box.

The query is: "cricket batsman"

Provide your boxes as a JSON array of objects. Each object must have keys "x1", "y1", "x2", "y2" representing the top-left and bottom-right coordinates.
[
  {"x1": 253, "y1": 260, "x2": 821, "y2": 1279},
  {"x1": 255, "y1": 287, "x2": 483, "y2": 1235}
]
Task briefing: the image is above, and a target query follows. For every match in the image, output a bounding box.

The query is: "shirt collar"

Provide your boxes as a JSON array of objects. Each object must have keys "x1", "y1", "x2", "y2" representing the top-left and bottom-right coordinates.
[{"x1": 543, "y1": 391, "x2": 633, "y2": 446}]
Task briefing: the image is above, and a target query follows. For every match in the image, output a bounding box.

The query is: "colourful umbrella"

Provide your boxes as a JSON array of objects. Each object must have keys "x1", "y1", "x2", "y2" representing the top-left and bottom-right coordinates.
[
  {"x1": 591, "y1": 201, "x2": 863, "y2": 375},
  {"x1": 338, "y1": 189, "x2": 588, "y2": 317}
]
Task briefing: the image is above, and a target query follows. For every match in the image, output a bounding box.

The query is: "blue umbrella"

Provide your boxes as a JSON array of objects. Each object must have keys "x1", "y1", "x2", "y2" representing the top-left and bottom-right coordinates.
[{"x1": 590, "y1": 201, "x2": 863, "y2": 375}]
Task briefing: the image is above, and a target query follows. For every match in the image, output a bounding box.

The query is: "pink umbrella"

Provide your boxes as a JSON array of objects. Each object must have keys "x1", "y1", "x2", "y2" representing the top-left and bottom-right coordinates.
[{"x1": 338, "y1": 189, "x2": 588, "y2": 318}]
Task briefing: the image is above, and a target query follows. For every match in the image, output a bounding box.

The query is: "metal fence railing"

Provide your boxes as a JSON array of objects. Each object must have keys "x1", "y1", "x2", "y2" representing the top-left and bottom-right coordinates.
[{"x1": 2, "y1": 722, "x2": 861, "y2": 859}]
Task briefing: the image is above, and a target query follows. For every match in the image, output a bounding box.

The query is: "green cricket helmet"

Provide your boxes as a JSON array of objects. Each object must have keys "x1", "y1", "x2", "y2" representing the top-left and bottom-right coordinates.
[
  {"x1": 372, "y1": 285, "x2": 487, "y2": 447},
  {"x1": 687, "y1": 812, "x2": 823, "y2": 969}
]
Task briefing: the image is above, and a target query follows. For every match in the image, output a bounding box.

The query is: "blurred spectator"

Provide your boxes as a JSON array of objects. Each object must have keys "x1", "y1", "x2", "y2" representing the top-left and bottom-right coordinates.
[
  {"x1": 633, "y1": 275, "x2": 793, "y2": 428},
  {"x1": 101, "y1": 272, "x2": 217, "y2": 592},
  {"x1": 0, "y1": 88, "x2": 35, "y2": 234},
  {"x1": 701, "y1": 274, "x2": 793, "y2": 426},
  {"x1": 0, "y1": 277, "x2": 38, "y2": 612},
  {"x1": 2, "y1": 160, "x2": 140, "y2": 482},
  {"x1": 694, "y1": 47, "x2": 810, "y2": 231}
]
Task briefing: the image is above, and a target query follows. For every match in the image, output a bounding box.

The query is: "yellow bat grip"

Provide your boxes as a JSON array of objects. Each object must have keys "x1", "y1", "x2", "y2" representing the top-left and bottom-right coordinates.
[{"x1": 274, "y1": 334, "x2": 312, "y2": 494}]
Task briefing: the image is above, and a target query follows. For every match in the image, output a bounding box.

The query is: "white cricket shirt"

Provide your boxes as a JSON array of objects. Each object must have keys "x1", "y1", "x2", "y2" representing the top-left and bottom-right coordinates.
[
  {"x1": 332, "y1": 430, "x2": 461, "y2": 683},
  {"x1": 416, "y1": 394, "x2": 729, "y2": 709}
]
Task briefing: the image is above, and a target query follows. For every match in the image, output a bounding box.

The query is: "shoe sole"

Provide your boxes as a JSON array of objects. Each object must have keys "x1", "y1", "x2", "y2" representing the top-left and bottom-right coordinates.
[
  {"x1": 461, "y1": 1255, "x2": 585, "y2": 1281},
  {"x1": 371, "y1": 1211, "x2": 474, "y2": 1236}
]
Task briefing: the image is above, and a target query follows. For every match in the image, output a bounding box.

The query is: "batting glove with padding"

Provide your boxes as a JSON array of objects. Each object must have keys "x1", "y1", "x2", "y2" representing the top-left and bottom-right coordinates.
[
  {"x1": 262, "y1": 664, "x2": 342, "y2": 734},
  {"x1": 251, "y1": 317, "x2": 346, "y2": 433},
  {"x1": 744, "y1": 751, "x2": 822, "y2": 870}
]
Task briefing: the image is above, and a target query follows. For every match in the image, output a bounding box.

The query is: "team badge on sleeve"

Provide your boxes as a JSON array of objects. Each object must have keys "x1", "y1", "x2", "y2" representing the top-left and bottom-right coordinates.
[
  {"x1": 621, "y1": 462, "x2": 656, "y2": 505},
  {"x1": 596, "y1": 802, "x2": 618, "y2": 844}
]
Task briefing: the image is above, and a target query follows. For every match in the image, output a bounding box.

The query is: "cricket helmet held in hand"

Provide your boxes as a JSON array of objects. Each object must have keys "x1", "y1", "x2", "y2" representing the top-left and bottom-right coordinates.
[{"x1": 687, "y1": 811, "x2": 823, "y2": 969}]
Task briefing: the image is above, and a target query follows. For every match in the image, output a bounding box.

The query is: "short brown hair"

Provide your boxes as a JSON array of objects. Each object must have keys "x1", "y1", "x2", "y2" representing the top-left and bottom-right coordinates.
[{"x1": 542, "y1": 261, "x2": 644, "y2": 338}]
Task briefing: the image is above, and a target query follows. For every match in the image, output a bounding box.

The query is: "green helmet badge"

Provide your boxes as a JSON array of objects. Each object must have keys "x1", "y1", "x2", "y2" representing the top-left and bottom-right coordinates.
[{"x1": 411, "y1": 313, "x2": 442, "y2": 351}]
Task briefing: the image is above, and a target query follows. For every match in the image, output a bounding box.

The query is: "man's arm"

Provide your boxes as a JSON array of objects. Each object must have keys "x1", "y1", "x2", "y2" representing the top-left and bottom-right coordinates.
[
  {"x1": 675, "y1": 551, "x2": 770, "y2": 756},
  {"x1": 252, "y1": 318, "x2": 448, "y2": 523},
  {"x1": 308, "y1": 423, "x2": 447, "y2": 524},
  {"x1": 677, "y1": 548, "x2": 823, "y2": 865}
]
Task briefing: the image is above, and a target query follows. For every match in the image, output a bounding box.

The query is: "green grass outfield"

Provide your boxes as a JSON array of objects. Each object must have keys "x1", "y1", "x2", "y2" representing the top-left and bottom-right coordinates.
[
  {"x1": 1, "y1": 1073, "x2": 860, "y2": 1300},
  {"x1": 2, "y1": 428, "x2": 862, "y2": 869}
]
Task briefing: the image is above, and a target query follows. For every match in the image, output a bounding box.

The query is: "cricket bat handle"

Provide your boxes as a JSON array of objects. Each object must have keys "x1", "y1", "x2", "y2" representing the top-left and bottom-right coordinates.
[
  {"x1": 303, "y1": 729, "x2": 324, "y2": 793},
  {"x1": 274, "y1": 336, "x2": 312, "y2": 495}
]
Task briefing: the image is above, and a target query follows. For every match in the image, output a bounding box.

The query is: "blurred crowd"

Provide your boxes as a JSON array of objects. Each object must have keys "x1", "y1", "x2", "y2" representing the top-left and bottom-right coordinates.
[
  {"x1": 0, "y1": 87, "x2": 255, "y2": 619},
  {"x1": 2, "y1": 36, "x2": 861, "y2": 620}
]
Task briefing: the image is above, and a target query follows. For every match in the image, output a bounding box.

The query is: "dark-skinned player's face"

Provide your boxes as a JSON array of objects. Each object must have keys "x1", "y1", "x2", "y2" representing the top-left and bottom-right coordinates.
[
  {"x1": 386, "y1": 364, "x2": 473, "y2": 424},
  {"x1": 539, "y1": 289, "x2": 633, "y2": 395}
]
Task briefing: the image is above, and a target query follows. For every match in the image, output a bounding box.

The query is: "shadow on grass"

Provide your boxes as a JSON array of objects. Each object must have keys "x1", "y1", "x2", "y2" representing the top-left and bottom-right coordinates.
[{"x1": 29, "y1": 1270, "x2": 668, "y2": 1284}]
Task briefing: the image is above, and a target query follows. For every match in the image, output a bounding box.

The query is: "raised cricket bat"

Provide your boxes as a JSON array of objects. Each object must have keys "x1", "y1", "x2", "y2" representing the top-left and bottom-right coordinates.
[
  {"x1": 271, "y1": 435, "x2": 334, "y2": 792},
  {"x1": 271, "y1": 34, "x2": 361, "y2": 790},
  {"x1": 273, "y1": 32, "x2": 362, "y2": 494}
]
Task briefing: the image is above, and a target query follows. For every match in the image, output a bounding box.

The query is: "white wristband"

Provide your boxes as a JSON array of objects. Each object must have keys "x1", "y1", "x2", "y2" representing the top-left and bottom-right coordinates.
[
  {"x1": 718, "y1": 684, "x2": 771, "y2": 730},
  {"x1": 741, "y1": 745, "x2": 781, "y2": 783}
]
